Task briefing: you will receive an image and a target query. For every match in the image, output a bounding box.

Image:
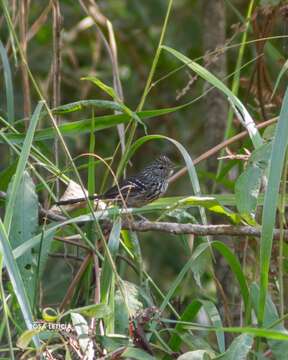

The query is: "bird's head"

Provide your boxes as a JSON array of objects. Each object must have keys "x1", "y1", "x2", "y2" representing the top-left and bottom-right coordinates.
[{"x1": 146, "y1": 155, "x2": 175, "y2": 179}]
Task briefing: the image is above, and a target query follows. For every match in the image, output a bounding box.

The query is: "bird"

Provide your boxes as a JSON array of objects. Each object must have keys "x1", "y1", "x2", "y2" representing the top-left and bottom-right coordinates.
[{"x1": 56, "y1": 155, "x2": 175, "y2": 208}]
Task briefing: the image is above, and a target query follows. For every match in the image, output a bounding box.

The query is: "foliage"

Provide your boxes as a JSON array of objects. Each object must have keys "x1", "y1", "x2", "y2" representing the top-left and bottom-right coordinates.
[{"x1": 0, "y1": 0, "x2": 288, "y2": 359}]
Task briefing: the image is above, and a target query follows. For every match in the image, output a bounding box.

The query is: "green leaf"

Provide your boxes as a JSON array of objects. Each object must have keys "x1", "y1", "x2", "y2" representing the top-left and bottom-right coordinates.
[
  {"x1": 0, "y1": 161, "x2": 17, "y2": 192},
  {"x1": 202, "y1": 300, "x2": 225, "y2": 353},
  {"x1": 271, "y1": 59, "x2": 288, "y2": 99},
  {"x1": 82, "y1": 77, "x2": 147, "y2": 130},
  {"x1": 217, "y1": 334, "x2": 253, "y2": 359},
  {"x1": 82, "y1": 77, "x2": 118, "y2": 99},
  {"x1": 259, "y1": 86, "x2": 288, "y2": 324},
  {"x1": 177, "y1": 350, "x2": 214, "y2": 360},
  {"x1": 235, "y1": 165, "x2": 262, "y2": 218},
  {"x1": 6, "y1": 171, "x2": 39, "y2": 305},
  {"x1": 16, "y1": 329, "x2": 41, "y2": 350},
  {"x1": 235, "y1": 142, "x2": 272, "y2": 218},
  {"x1": 4, "y1": 101, "x2": 44, "y2": 234},
  {"x1": 167, "y1": 300, "x2": 202, "y2": 354},
  {"x1": 0, "y1": 220, "x2": 40, "y2": 347},
  {"x1": 61, "y1": 304, "x2": 111, "y2": 319},
  {"x1": 37, "y1": 229, "x2": 56, "y2": 279},
  {"x1": 121, "y1": 347, "x2": 154, "y2": 360},
  {"x1": 178, "y1": 196, "x2": 241, "y2": 223},
  {"x1": 0, "y1": 106, "x2": 184, "y2": 144},
  {"x1": 115, "y1": 281, "x2": 143, "y2": 333},
  {"x1": 251, "y1": 283, "x2": 288, "y2": 360},
  {"x1": 100, "y1": 217, "x2": 122, "y2": 303},
  {"x1": 52, "y1": 99, "x2": 123, "y2": 114},
  {"x1": 0, "y1": 40, "x2": 14, "y2": 123}
]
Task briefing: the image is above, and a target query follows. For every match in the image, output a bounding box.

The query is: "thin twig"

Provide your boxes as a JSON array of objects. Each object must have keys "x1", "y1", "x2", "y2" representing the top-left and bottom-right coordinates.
[
  {"x1": 59, "y1": 253, "x2": 91, "y2": 311},
  {"x1": 169, "y1": 116, "x2": 277, "y2": 183}
]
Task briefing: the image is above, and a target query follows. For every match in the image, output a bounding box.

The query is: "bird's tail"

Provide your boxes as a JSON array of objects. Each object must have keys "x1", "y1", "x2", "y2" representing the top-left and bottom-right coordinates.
[{"x1": 56, "y1": 194, "x2": 101, "y2": 206}]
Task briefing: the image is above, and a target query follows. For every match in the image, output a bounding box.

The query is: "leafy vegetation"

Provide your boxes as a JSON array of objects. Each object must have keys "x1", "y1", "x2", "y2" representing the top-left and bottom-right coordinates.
[{"x1": 1, "y1": 0, "x2": 288, "y2": 359}]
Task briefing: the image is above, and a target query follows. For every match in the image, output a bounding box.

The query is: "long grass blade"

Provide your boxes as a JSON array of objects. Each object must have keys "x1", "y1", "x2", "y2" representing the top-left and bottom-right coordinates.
[
  {"x1": 4, "y1": 101, "x2": 44, "y2": 234},
  {"x1": 258, "y1": 87, "x2": 288, "y2": 325}
]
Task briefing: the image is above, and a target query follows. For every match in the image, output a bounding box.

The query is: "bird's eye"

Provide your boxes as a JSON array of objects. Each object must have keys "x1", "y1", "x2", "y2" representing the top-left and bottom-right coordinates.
[{"x1": 159, "y1": 165, "x2": 164, "y2": 169}]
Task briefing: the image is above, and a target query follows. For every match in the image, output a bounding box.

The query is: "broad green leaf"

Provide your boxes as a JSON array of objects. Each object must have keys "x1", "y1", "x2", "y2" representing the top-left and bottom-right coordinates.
[
  {"x1": 259, "y1": 87, "x2": 288, "y2": 324},
  {"x1": 202, "y1": 300, "x2": 225, "y2": 353},
  {"x1": 7, "y1": 171, "x2": 38, "y2": 305},
  {"x1": 248, "y1": 142, "x2": 272, "y2": 168},
  {"x1": 217, "y1": 334, "x2": 253, "y2": 360},
  {"x1": 178, "y1": 197, "x2": 241, "y2": 223},
  {"x1": 115, "y1": 281, "x2": 143, "y2": 335},
  {"x1": 100, "y1": 217, "x2": 122, "y2": 303},
  {"x1": 235, "y1": 165, "x2": 262, "y2": 218}
]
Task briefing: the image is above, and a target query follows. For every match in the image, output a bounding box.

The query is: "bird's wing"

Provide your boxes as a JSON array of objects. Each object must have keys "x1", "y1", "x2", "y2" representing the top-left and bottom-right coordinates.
[{"x1": 103, "y1": 176, "x2": 147, "y2": 200}]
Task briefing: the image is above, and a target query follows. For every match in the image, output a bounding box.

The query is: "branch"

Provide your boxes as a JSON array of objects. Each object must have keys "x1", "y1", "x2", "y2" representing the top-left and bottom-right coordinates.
[
  {"x1": 119, "y1": 220, "x2": 287, "y2": 239},
  {"x1": 1, "y1": 190, "x2": 287, "y2": 239}
]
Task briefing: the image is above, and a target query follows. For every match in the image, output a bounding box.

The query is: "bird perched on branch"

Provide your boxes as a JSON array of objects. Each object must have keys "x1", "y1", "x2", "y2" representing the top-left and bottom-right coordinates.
[{"x1": 56, "y1": 155, "x2": 175, "y2": 208}]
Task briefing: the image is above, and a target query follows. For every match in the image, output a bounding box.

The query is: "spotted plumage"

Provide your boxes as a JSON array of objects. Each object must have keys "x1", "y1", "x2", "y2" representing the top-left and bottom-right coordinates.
[{"x1": 56, "y1": 155, "x2": 175, "y2": 208}]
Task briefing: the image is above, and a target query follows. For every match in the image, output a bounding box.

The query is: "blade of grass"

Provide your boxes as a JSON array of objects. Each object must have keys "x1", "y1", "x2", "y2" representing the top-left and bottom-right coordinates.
[
  {"x1": 0, "y1": 40, "x2": 14, "y2": 123},
  {"x1": 216, "y1": 0, "x2": 255, "y2": 182},
  {"x1": 0, "y1": 255, "x2": 14, "y2": 359},
  {"x1": 258, "y1": 87, "x2": 288, "y2": 325},
  {"x1": 0, "y1": 105, "x2": 187, "y2": 144},
  {"x1": 0, "y1": 219, "x2": 39, "y2": 347},
  {"x1": 4, "y1": 101, "x2": 44, "y2": 234},
  {"x1": 162, "y1": 45, "x2": 263, "y2": 149}
]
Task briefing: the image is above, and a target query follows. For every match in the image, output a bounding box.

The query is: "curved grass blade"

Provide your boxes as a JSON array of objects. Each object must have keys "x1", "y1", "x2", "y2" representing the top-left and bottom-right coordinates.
[
  {"x1": 162, "y1": 45, "x2": 262, "y2": 149},
  {"x1": 271, "y1": 59, "x2": 288, "y2": 100},
  {"x1": 82, "y1": 76, "x2": 147, "y2": 131},
  {"x1": 159, "y1": 241, "x2": 250, "y2": 325}
]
